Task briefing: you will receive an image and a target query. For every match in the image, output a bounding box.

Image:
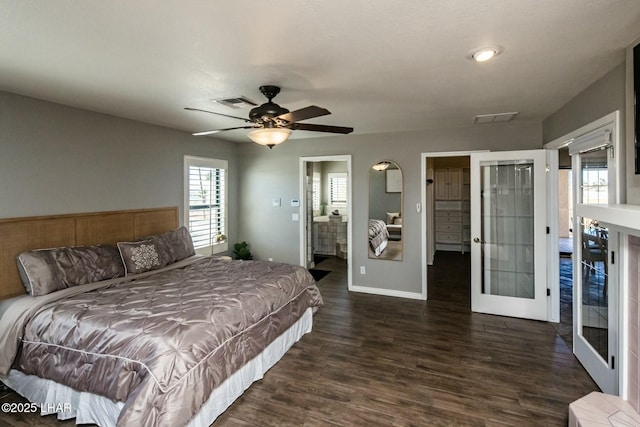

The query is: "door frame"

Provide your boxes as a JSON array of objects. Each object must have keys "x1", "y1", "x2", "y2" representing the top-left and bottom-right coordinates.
[
  {"x1": 421, "y1": 150, "x2": 486, "y2": 300},
  {"x1": 299, "y1": 155, "x2": 353, "y2": 289}
]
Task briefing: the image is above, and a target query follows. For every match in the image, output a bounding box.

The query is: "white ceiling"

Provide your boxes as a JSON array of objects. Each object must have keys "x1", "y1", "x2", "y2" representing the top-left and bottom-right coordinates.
[{"x1": 1, "y1": 1, "x2": 639, "y2": 143}]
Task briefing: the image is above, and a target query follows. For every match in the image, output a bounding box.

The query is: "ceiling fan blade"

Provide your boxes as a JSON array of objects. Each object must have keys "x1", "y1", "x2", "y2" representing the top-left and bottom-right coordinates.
[
  {"x1": 277, "y1": 106, "x2": 331, "y2": 123},
  {"x1": 193, "y1": 126, "x2": 257, "y2": 136},
  {"x1": 290, "y1": 123, "x2": 354, "y2": 134},
  {"x1": 185, "y1": 107, "x2": 252, "y2": 123}
]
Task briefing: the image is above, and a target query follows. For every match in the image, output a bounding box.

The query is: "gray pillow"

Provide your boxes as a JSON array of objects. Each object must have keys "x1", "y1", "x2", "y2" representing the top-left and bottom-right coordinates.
[
  {"x1": 17, "y1": 245, "x2": 125, "y2": 296},
  {"x1": 117, "y1": 226, "x2": 195, "y2": 275},
  {"x1": 117, "y1": 239, "x2": 169, "y2": 275},
  {"x1": 157, "y1": 226, "x2": 196, "y2": 262}
]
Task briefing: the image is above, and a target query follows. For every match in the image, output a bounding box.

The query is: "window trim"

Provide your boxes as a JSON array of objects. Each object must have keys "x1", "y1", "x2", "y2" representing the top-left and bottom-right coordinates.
[{"x1": 184, "y1": 155, "x2": 228, "y2": 255}]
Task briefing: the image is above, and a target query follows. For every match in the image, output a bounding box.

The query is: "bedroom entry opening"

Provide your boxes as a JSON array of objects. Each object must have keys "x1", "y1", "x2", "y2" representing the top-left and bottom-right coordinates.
[
  {"x1": 424, "y1": 154, "x2": 472, "y2": 306},
  {"x1": 423, "y1": 149, "x2": 549, "y2": 322},
  {"x1": 299, "y1": 155, "x2": 353, "y2": 289}
]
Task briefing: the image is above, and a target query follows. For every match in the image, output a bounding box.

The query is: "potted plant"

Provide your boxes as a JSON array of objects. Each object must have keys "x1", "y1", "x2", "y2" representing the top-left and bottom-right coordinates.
[{"x1": 233, "y1": 241, "x2": 253, "y2": 260}]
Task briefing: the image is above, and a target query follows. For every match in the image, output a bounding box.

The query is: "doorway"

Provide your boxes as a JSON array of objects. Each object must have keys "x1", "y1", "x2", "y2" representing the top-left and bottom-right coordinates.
[
  {"x1": 299, "y1": 155, "x2": 353, "y2": 289},
  {"x1": 422, "y1": 151, "x2": 477, "y2": 302},
  {"x1": 423, "y1": 149, "x2": 553, "y2": 321}
]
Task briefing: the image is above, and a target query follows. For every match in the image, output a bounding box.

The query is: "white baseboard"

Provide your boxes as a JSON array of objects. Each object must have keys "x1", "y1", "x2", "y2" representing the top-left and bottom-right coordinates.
[{"x1": 349, "y1": 285, "x2": 424, "y2": 300}]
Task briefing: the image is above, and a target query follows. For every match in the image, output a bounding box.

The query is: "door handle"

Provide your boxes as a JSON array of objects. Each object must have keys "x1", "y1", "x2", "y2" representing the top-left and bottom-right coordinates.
[{"x1": 473, "y1": 237, "x2": 485, "y2": 244}]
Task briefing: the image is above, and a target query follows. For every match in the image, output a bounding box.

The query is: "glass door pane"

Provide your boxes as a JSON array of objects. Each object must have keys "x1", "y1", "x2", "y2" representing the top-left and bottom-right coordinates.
[
  {"x1": 480, "y1": 160, "x2": 535, "y2": 299},
  {"x1": 579, "y1": 217, "x2": 609, "y2": 361}
]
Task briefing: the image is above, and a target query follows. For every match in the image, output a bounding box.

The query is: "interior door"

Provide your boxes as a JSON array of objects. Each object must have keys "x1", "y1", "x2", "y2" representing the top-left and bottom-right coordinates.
[
  {"x1": 470, "y1": 150, "x2": 548, "y2": 320},
  {"x1": 571, "y1": 139, "x2": 618, "y2": 394}
]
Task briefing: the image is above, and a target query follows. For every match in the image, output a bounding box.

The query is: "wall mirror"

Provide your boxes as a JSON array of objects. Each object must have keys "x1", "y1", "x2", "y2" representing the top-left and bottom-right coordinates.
[{"x1": 368, "y1": 160, "x2": 403, "y2": 261}]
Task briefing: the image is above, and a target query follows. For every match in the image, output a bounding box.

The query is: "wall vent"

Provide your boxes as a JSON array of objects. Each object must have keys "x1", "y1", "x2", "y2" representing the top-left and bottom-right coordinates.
[
  {"x1": 212, "y1": 96, "x2": 258, "y2": 109},
  {"x1": 473, "y1": 112, "x2": 519, "y2": 124}
]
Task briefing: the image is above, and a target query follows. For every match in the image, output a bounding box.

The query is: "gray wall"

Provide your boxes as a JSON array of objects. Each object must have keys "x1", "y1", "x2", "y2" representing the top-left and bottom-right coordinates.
[
  {"x1": 542, "y1": 59, "x2": 640, "y2": 205},
  {"x1": 369, "y1": 166, "x2": 401, "y2": 222},
  {"x1": 0, "y1": 91, "x2": 239, "y2": 245},
  {"x1": 542, "y1": 62, "x2": 626, "y2": 144},
  {"x1": 4, "y1": 49, "x2": 637, "y2": 297},
  {"x1": 1, "y1": 89, "x2": 546, "y2": 296},
  {"x1": 237, "y1": 122, "x2": 542, "y2": 294}
]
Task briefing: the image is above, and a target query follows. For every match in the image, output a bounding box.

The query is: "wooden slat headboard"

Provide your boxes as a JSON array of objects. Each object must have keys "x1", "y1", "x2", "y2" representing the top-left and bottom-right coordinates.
[{"x1": 0, "y1": 207, "x2": 179, "y2": 299}]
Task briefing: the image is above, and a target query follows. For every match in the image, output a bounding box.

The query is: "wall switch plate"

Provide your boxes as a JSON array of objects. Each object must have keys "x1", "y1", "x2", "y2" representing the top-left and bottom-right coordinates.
[
  {"x1": 272, "y1": 198, "x2": 281, "y2": 207},
  {"x1": 291, "y1": 199, "x2": 300, "y2": 207},
  {"x1": 292, "y1": 213, "x2": 299, "y2": 221},
  {"x1": 360, "y1": 266, "x2": 366, "y2": 274}
]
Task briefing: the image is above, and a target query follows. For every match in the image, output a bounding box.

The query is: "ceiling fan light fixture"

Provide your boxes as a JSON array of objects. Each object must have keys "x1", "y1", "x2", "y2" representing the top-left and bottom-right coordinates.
[
  {"x1": 372, "y1": 161, "x2": 391, "y2": 171},
  {"x1": 468, "y1": 45, "x2": 504, "y2": 62},
  {"x1": 247, "y1": 127, "x2": 292, "y2": 149}
]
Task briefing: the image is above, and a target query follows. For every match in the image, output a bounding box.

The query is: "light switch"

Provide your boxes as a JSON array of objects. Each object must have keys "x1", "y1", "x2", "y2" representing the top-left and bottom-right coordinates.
[
  {"x1": 272, "y1": 198, "x2": 281, "y2": 207},
  {"x1": 292, "y1": 213, "x2": 299, "y2": 221}
]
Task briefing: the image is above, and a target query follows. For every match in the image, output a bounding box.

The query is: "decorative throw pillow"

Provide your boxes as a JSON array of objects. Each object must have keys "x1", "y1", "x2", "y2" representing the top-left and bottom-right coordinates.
[
  {"x1": 117, "y1": 240, "x2": 167, "y2": 275},
  {"x1": 393, "y1": 217, "x2": 403, "y2": 225},
  {"x1": 386, "y1": 212, "x2": 400, "y2": 224}
]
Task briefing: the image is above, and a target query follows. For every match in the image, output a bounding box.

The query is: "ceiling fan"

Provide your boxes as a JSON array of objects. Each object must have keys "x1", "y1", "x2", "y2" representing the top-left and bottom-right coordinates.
[{"x1": 185, "y1": 85, "x2": 354, "y2": 148}]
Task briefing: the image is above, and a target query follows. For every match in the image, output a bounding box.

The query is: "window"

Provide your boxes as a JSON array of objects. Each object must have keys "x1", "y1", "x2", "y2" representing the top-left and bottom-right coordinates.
[
  {"x1": 328, "y1": 172, "x2": 347, "y2": 208},
  {"x1": 580, "y1": 150, "x2": 608, "y2": 204},
  {"x1": 184, "y1": 156, "x2": 227, "y2": 254},
  {"x1": 569, "y1": 125, "x2": 613, "y2": 205}
]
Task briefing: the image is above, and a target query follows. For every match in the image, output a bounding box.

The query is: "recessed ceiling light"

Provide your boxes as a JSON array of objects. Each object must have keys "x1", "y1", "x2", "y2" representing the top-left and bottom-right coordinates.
[{"x1": 468, "y1": 45, "x2": 504, "y2": 62}]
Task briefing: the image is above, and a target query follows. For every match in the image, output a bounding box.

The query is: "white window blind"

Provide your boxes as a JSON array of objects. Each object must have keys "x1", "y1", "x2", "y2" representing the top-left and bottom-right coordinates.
[
  {"x1": 184, "y1": 156, "x2": 227, "y2": 254},
  {"x1": 329, "y1": 173, "x2": 347, "y2": 208},
  {"x1": 568, "y1": 126, "x2": 612, "y2": 155}
]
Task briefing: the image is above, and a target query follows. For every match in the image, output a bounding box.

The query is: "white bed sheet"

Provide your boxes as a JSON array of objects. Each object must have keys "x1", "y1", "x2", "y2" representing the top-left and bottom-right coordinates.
[{"x1": 3, "y1": 307, "x2": 314, "y2": 427}]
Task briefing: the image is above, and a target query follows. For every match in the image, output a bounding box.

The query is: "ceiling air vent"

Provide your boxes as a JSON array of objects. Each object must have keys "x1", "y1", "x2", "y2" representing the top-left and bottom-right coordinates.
[
  {"x1": 473, "y1": 112, "x2": 519, "y2": 124},
  {"x1": 212, "y1": 96, "x2": 258, "y2": 109}
]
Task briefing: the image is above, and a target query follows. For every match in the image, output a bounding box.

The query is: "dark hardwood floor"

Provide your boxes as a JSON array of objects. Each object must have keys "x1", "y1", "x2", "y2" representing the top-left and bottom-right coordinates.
[{"x1": 0, "y1": 252, "x2": 598, "y2": 426}]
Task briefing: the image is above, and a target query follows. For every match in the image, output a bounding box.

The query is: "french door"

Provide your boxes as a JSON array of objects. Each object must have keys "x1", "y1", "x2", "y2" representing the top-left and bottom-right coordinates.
[
  {"x1": 470, "y1": 150, "x2": 548, "y2": 320},
  {"x1": 572, "y1": 137, "x2": 618, "y2": 394}
]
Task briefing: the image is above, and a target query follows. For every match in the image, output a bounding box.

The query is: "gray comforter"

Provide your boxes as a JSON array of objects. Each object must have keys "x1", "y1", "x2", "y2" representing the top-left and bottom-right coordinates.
[
  {"x1": 4, "y1": 256, "x2": 322, "y2": 426},
  {"x1": 368, "y1": 219, "x2": 389, "y2": 254}
]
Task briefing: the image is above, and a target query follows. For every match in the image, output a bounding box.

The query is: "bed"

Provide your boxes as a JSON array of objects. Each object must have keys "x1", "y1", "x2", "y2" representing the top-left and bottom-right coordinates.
[
  {"x1": 368, "y1": 219, "x2": 389, "y2": 256},
  {"x1": 0, "y1": 207, "x2": 323, "y2": 426}
]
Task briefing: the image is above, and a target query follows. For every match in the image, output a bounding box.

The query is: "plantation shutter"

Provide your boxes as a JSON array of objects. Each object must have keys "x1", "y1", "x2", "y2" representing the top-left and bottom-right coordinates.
[
  {"x1": 329, "y1": 173, "x2": 347, "y2": 208},
  {"x1": 312, "y1": 172, "x2": 321, "y2": 211},
  {"x1": 185, "y1": 156, "x2": 228, "y2": 254}
]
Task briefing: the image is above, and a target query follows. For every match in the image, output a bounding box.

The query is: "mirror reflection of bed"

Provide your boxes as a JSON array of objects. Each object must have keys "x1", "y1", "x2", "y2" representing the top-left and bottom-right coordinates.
[{"x1": 368, "y1": 160, "x2": 402, "y2": 261}]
